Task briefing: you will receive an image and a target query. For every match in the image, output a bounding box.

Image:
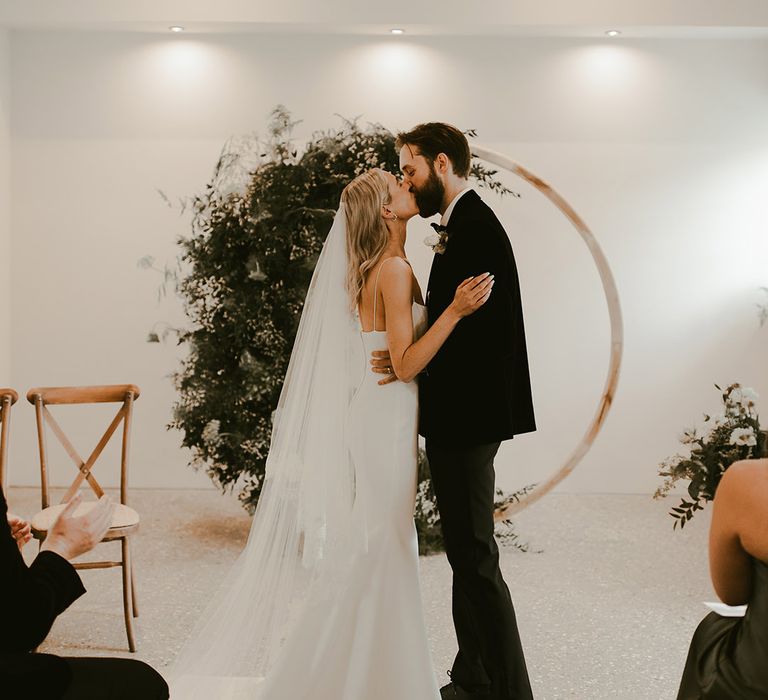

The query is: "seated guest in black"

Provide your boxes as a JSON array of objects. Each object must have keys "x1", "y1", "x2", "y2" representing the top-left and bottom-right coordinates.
[
  {"x1": 677, "y1": 458, "x2": 768, "y2": 699},
  {"x1": 0, "y1": 487, "x2": 168, "y2": 699}
]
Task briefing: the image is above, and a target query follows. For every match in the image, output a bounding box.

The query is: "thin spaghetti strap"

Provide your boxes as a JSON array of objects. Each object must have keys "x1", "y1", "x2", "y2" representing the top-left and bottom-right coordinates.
[
  {"x1": 371, "y1": 256, "x2": 410, "y2": 331},
  {"x1": 371, "y1": 258, "x2": 389, "y2": 332}
]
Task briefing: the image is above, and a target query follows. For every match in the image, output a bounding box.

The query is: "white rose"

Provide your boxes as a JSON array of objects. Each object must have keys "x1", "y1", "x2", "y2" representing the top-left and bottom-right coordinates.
[
  {"x1": 729, "y1": 427, "x2": 757, "y2": 447},
  {"x1": 424, "y1": 234, "x2": 440, "y2": 248}
]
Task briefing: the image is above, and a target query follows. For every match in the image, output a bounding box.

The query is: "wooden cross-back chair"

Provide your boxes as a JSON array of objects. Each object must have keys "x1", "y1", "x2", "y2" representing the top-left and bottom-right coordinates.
[
  {"x1": 27, "y1": 384, "x2": 141, "y2": 652},
  {"x1": 0, "y1": 388, "x2": 19, "y2": 493}
]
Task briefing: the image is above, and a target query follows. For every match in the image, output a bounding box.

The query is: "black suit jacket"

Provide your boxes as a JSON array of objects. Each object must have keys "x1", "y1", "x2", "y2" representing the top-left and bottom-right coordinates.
[
  {"x1": 0, "y1": 487, "x2": 86, "y2": 697},
  {"x1": 419, "y1": 190, "x2": 536, "y2": 446}
]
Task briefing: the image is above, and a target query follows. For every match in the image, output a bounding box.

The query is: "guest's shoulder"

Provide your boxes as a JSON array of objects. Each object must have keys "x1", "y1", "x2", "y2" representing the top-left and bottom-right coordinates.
[
  {"x1": 717, "y1": 459, "x2": 768, "y2": 506},
  {"x1": 721, "y1": 458, "x2": 768, "y2": 483},
  {"x1": 718, "y1": 459, "x2": 768, "y2": 563}
]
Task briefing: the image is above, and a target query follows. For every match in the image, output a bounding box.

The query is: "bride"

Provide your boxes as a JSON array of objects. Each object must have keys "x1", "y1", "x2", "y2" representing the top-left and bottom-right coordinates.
[{"x1": 168, "y1": 168, "x2": 494, "y2": 699}]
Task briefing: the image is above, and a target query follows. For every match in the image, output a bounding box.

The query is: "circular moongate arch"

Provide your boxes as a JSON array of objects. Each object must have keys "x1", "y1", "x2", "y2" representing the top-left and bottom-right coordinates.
[{"x1": 472, "y1": 146, "x2": 625, "y2": 518}]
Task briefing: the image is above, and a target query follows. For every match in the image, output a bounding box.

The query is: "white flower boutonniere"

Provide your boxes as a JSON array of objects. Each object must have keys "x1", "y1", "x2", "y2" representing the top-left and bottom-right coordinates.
[{"x1": 424, "y1": 224, "x2": 449, "y2": 255}]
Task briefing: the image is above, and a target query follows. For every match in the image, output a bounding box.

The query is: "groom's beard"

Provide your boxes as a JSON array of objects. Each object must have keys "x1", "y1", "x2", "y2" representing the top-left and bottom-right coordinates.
[{"x1": 413, "y1": 164, "x2": 444, "y2": 218}]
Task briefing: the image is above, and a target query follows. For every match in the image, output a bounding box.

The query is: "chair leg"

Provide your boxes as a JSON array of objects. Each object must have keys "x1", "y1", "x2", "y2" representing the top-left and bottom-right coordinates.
[
  {"x1": 130, "y1": 555, "x2": 139, "y2": 618},
  {"x1": 121, "y1": 537, "x2": 137, "y2": 652}
]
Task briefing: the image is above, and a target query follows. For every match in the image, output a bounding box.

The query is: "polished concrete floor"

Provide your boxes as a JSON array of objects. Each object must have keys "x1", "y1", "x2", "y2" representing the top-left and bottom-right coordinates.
[{"x1": 9, "y1": 488, "x2": 713, "y2": 699}]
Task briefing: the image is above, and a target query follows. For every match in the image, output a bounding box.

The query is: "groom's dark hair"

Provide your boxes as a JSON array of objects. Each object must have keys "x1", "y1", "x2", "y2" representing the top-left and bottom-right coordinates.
[{"x1": 395, "y1": 123, "x2": 471, "y2": 179}]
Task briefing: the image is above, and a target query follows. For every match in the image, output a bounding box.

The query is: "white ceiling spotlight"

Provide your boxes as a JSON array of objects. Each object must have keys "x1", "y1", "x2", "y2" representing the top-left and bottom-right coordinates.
[
  {"x1": 390, "y1": 28, "x2": 405, "y2": 35},
  {"x1": 605, "y1": 29, "x2": 622, "y2": 37},
  {"x1": 169, "y1": 26, "x2": 185, "y2": 33}
]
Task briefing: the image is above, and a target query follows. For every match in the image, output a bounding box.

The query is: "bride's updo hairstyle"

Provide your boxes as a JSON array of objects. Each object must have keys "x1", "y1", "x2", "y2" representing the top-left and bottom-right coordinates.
[{"x1": 341, "y1": 168, "x2": 391, "y2": 309}]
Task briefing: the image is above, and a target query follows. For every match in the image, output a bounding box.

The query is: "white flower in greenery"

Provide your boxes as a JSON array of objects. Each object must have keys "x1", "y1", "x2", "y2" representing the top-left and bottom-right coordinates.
[
  {"x1": 729, "y1": 427, "x2": 757, "y2": 447},
  {"x1": 733, "y1": 386, "x2": 759, "y2": 410},
  {"x1": 416, "y1": 481, "x2": 440, "y2": 527},
  {"x1": 202, "y1": 419, "x2": 222, "y2": 447}
]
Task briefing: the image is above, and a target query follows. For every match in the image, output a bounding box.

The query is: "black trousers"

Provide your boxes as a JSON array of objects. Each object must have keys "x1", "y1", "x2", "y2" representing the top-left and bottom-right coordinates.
[
  {"x1": 1, "y1": 652, "x2": 168, "y2": 699},
  {"x1": 426, "y1": 440, "x2": 533, "y2": 700}
]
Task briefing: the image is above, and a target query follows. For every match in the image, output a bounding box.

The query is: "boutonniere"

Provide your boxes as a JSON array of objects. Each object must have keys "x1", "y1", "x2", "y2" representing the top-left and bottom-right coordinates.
[{"x1": 424, "y1": 223, "x2": 449, "y2": 255}]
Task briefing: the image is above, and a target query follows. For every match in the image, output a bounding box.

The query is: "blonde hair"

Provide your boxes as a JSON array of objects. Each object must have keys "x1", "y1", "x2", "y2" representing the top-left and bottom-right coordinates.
[{"x1": 341, "y1": 168, "x2": 391, "y2": 310}]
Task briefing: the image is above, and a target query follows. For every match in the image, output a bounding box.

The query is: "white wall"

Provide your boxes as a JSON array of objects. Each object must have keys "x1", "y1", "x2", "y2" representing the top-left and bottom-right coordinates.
[
  {"x1": 0, "y1": 27, "x2": 9, "y2": 387},
  {"x1": 6, "y1": 31, "x2": 768, "y2": 495}
]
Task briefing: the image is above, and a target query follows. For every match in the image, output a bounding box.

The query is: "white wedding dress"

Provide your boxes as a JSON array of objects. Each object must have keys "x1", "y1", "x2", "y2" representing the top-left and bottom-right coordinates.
[
  {"x1": 247, "y1": 301, "x2": 440, "y2": 700},
  {"x1": 169, "y1": 236, "x2": 441, "y2": 700}
]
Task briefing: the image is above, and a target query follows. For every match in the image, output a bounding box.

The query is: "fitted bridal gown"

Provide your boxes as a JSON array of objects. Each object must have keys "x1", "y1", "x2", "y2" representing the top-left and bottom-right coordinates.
[
  {"x1": 170, "y1": 301, "x2": 440, "y2": 700},
  {"x1": 255, "y1": 302, "x2": 438, "y2": 700}
]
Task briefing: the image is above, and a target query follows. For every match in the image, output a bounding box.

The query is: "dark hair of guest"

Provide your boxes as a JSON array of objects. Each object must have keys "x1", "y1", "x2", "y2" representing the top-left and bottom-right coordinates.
[{"x1": 395, "y1": 122, "x2": 471, "y2": 179}]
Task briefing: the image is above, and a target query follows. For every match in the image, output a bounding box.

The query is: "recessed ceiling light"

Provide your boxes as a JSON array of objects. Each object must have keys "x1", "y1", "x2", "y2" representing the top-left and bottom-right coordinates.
[
  {"x1": 390, "y1": 28, "x2": 405, "y2": 35},
  {"x1": 169, "y1": 26, "x2": 185, "y2": 33},
  {"x1": 605, "y1": 30, "x2": 621, "y2": 37}
]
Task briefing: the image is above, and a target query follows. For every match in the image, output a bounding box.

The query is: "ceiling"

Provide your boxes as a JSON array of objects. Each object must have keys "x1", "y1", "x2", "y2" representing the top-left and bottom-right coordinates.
[{"x1": 1, "y1": 0, "x2": 767, "y2": 37}]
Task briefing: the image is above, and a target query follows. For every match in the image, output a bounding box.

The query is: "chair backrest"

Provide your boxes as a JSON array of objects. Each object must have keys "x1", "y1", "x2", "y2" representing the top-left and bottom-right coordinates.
[
  {"x1": 26, "y1": 385, "x2": 141, "y2": 509},
  {"x1": 0, "y1": 388, "x2": 19, "y2": 493}
]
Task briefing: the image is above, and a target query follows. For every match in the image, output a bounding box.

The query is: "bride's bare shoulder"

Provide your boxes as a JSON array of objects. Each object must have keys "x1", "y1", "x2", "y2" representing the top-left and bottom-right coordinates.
[{"x1": 377, "y1": 257, "x2": 413, "y2": 287}]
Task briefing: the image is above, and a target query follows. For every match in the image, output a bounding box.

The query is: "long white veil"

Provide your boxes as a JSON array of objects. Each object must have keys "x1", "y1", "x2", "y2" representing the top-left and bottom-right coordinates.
[{"x1": 168, "y1": 204, "x2": 366, "y2": 696}]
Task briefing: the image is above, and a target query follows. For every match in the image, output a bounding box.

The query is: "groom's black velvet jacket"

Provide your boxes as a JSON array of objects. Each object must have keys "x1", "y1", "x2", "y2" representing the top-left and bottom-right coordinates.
[{"x1": 419, "y1": 190, "x2": 536, "y2": 446}]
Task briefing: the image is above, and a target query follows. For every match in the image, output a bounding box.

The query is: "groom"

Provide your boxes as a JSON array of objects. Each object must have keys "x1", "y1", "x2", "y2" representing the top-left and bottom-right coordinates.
[{"x1": 374, "y1": 123, "x2": 536, "y2": 700}]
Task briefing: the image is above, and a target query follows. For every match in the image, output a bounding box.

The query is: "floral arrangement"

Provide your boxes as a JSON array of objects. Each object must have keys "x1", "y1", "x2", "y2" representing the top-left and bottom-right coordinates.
[{"x1": 655, "y1": 383, "x2": 765, "y2": 528}]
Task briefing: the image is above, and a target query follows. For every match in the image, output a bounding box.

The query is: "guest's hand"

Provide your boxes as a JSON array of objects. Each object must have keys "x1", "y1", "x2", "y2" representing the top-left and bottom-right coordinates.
[
  {"x1": 40, "y1": 494, "x2": 115, "y2": 561},
  {"x1": 7, "y1": 512, "x2": 32, "y2": 551},
  {"x1": 370, "y1": 350, "x2": 399, "y2": 386}
]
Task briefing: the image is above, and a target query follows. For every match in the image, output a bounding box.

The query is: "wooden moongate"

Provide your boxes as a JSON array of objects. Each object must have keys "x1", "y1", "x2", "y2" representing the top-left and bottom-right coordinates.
[{"x1": 470, "y1": 146, "x2": 624, "y2": 519}]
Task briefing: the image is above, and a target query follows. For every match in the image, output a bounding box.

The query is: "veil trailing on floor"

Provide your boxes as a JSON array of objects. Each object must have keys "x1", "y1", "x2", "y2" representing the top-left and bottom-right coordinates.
[{"x1": 168, "y1": 204, "x2": 367, "y2": 695}]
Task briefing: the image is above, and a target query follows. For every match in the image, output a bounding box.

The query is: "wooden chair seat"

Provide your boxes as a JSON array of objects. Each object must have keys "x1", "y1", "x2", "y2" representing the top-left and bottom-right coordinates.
[{"x1": 31, "y1": 500, "x2": 140, "y2": 539}]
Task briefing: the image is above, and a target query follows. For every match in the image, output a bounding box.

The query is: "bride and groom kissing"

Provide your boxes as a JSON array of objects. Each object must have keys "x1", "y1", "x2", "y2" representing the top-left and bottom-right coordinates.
[{"x1": 169, "y1": 122, "x2": 537, "y2": 700}]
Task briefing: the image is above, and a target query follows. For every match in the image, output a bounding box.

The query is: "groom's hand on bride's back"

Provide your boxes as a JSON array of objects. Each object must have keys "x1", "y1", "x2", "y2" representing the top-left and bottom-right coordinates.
[{"x1": 370, "y1": 350, "x2": 399, "y2": 386}]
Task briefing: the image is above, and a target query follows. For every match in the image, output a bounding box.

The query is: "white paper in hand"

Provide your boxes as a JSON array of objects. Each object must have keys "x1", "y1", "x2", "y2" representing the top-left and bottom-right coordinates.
[{"x1": 704, "y1": 601, "x2": 747, "y2": 617}]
